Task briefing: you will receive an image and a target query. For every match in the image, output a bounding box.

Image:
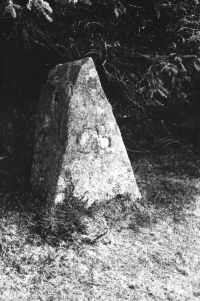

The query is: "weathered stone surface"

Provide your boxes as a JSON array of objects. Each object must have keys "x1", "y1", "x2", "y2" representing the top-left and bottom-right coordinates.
[{"x1": 31, "y1": 57, "x2": 141, "y2": 238}]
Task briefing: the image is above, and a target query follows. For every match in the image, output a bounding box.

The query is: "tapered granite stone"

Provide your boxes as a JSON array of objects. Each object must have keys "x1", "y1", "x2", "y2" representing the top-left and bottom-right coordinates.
[{"x1": 31, "y1": 57, "x2": 141, "y2": 240}]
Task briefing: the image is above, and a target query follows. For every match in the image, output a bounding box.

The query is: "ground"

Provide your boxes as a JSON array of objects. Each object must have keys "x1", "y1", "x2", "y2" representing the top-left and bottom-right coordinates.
[{"x1": 1, "y1": 105, "x2": 200, "y2": 301}]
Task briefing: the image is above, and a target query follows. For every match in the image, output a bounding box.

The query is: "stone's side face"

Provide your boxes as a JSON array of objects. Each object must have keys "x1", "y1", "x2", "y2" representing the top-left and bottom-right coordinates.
[{"x1": 31, "y1": 57, "x2": 141, "y2": 219}]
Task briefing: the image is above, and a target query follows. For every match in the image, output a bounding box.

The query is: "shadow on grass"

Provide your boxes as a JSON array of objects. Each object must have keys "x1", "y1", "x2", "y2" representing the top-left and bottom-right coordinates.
[
  {"x1": 0, "y1": 102, "x2": 36, "y2": 195},
  {"x1": 0, "y1": 103, "x2": 58, "y2": 244},
  {"x1": 129, "y1": 153, "x2": 200, "y2": 232}
]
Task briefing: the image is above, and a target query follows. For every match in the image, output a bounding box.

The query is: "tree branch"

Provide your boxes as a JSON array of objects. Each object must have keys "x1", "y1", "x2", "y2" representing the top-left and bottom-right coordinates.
[{"x1": 111, "y1": 53, "x2": 199, "y2": 69}]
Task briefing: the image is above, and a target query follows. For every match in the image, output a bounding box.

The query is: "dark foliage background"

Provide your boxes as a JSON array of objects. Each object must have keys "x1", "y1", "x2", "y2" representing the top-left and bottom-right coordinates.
[{"x1": 1, "y1": 0, "x2": 200, "y2": 150}]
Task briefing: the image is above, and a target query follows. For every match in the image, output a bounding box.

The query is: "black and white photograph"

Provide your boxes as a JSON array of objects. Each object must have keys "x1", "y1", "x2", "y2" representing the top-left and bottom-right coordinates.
[{"x1": 1, "y1": 1, "x2": 200, "y2": 300}]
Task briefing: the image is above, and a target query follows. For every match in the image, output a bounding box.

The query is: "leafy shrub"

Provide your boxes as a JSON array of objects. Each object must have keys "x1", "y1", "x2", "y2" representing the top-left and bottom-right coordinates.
[{"x1": 1, "y1": 0, "x2": 200, "y2": 147}]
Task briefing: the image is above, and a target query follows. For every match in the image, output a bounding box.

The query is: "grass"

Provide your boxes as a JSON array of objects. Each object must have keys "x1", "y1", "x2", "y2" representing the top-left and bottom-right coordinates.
[
  {"x1": 1, "y1": 147, "x2": 200, "y2": 300},
  {"x1": 1, "y1": 105, "x2": 200, "y2": 300}
]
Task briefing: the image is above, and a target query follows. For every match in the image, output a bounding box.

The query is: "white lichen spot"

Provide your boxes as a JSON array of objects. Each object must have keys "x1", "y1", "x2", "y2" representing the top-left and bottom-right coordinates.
[
  {"x1": 43, "y1": 115, "x2": 50, "y2": 128},
  {"x1": 55, "y1": 192, "x2": 65, "y2": 204},
  {"x1": 99, "y1": 136, "x2": 110, "y2": 149},
  {"x1": 57, "y1": 175, "x2": 66, "y2": 190},
  {"x1": 96, "y1": 107, "x2": 105, "y2": 115},
  {"x1": 81, "y1": 192, "x2": 95, "y2": 209},
  {"x1": 79, "y1": 131, "x2": 90, "y2": 147},
  {"x1": 88, "y1": 68, "x2": 97, "y2": 78},
  {"x1": 54, "y1": 175, "x2": 67, "y2": 204}
]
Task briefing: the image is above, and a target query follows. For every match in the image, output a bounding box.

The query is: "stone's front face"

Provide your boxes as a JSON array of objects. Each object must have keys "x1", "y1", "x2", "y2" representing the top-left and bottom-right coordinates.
[{"x1": 31, "y1": 57, "x2": 141, "y2": 234}]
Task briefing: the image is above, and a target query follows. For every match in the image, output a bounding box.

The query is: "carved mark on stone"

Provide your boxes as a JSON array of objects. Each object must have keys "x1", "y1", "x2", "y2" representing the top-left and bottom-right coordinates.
[
  {"x1": 76, "y1": 128, "x2": 98, "y2": 154},
  {"x1": 96, "y1": 124, "x2": 112, "y2": 149},
  {"x1": 77, "y1": 126, "x2": 111, "y2": 153},
  {"x1": 99, "y1": 136, "x2": 111, "y2": 149},
  {"x1": 96, "y1": 124, "x2": 106, "y2": 136}
]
